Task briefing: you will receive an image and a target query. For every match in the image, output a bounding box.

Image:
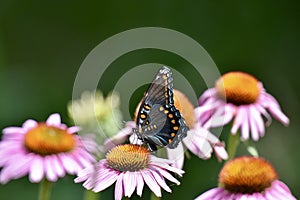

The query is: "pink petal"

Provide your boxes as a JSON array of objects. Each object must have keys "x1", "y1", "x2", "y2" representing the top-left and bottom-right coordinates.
[
  {"x1": 67, "y1": 126, "x2": 80, "y2": 133},
  {"x1": 251, "y1": 193, "x2": 265, "y2": 199},
  {"x1": 150, "y1": 157, "x2": 184, "y2": 176},
  {"x1": 267, "y1": 187, "x2": 292, "y2": 200},
  {"x1": 195, "y1": 188, "x2": 224, "y2": 200},
  {"x1": 205, "y1": 104, "x2": 234, "y2": 128},
  {"x1": 166, "y1": 144, "x2": 184, "y2": 169},
  {"x1": 189, "y1": 130, "x2": 213, "y2": 159},
  {"x1": 2, "y1": 127, "x2": 25, "y2": 134},
  {"x1": 51, "y1": 155, "x2": 65, "y2": 177},
  {"x1": 255, "y1": 103, "x2": 272, "y2": 126},
  {"x1": 241, "y1": 107, "x2": 250, "y2": 140},
  {"x1": 0, "y1": 142, "x2": 25, "y2": 165},
  {"x1": 29, "y1": 156, "x2": 44, "y2": 182},
  {"x1": 123, "y1": 172, "x2": 139, "y2": 197},
  {"x1": 141, "y1": 170, "x2": 161, "y2": 197},
  {"x1": 150, "y1": 170, "x2": 171, "y2": 193},
  {"x1": 45, "y1": 156, "x2": 58, "y2": 182},
  {"x1": 195, "y1": 139, "x2": 212, "y2": 159},
  {"x1": 198, "y1": 88, "x2": 217, "y2": 105},
  {"x1": 267, "y1": 104, "x2": 289, "y2": 125},
  {"x1": 82, "y1": 177, "x2": 95, "y2": 190},
  {"x1": 231, "y1": 107, "x2": 245, "y2": 134},
  {"x1": 59, "y1": 153, "x2": 80, "y2": 174},
  {"x1": 123, "y1": 171, "x2": 137, "y2": 197},
  {"x1": 136, "y1": 173, "x2": 144, "y2": 196},
  {"x1": 0, "y1": 154, "x2": 32, "y2": 183},
  {"x1": 114, "y1": 173, "x2": 124, "y2": 200},
  {"x1": 22, "y1": 119, "x2": 38, "y2": 130},
  {"x1": 214, "y1": 145, "x2": 228, "y2": 161},
  {"x1": 150, "y1": 165, "x2": 180, "y2": 185},
  {"x1": 271, "y1": 180, "x2": 296, "y2": 199},
  {"x1": 250, "y1": 105, "x2": 265, "y2": 136},
  {"x1": 73, "y1": 149, "x2": 95, "y2": 168},
  {"x1": 46, "y1": 113, "x2": 61, "y2": 126},
  {"x1": 75, "y1": 165, "x2": 94, "y2": 183},
  {"x1": 274, "y1": 180, "x2": 291, "y2": 193},
  {"x1": 249, "y1": 108, "x2": 259, "y2": 141},
  {"x1": 93, "y1": 170, "x2": 118, "y2": 192}
]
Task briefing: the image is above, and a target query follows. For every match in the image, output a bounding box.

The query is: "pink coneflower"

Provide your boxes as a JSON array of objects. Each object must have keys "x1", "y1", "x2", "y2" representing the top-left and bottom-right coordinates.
[
  {"x1": 196, "y1": 71, "x2": 289, "y2": 141},
  {"x1": 0, "y1": 113, "x2": 95, "y2": 183},
  {"x1": 75, "y1": 144, "x2": 184, "y2": 200},
  {"x1": 104, "y1": 90, "x2": 228, "y2": 169},
  {"x1": 195, "y1": 156, "x2": 296, "y2": 200}
]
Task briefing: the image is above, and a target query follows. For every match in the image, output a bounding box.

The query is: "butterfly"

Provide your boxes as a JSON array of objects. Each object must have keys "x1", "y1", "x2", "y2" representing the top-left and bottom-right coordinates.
[{"x1": 132, "y1": 66, "x2": 189, "y2": 151}]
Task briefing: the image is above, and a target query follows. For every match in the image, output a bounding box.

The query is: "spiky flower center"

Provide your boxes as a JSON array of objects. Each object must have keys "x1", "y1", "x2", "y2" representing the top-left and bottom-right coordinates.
[
  {"x1": 24, "y1": 124, "x2": 75, "y2": 155},
  {"x1": 219, "y1": 156, "x2": 277, "y2": 194},
  {"x1": 215, "y1": 72, "x2": 260, "y2": 105},
  {"x1": 106, "y1": 144, "x2": 150, "y2": 172}
]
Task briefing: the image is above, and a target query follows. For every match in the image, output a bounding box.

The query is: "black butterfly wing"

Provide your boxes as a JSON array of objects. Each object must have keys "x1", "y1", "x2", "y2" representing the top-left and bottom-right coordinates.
[{"x1": 134, "y1": 66, "x2": 189, "y2": 151}]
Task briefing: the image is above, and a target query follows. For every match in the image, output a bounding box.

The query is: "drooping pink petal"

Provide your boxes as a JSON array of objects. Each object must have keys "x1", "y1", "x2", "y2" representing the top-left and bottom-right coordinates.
[
  {"x1": 214, "y1": 144, "x2": 228, "y2": 161},
  {"x1": 150, "y1": 165, "x2": 180, "y2": 185},
  {"x1": 193, "y1": 138, "x2": 212, "y2": 159},
  {"x1": 150, "y1": 170, "x2": 171, "y2": 193},
  {"x1": 123, "y1": 171, "x2": 137, "y2": 198},
  {"x1": 186, "y1": 128, "x2": 213, "y2": 159},
  {"x1": 215, "y1": 188, "x2": 232, "y2": 199},
  {"x1": 2, "y1": 127, "x2": 26, "y2": 135},
  {"x1": 141, "y1": 170, "x2": 162, "y2": 197},
  {"x1": 75, "y1": 165, "x2": 94, "y2": 183},
  {"x1": 29, "y1": 156, "x2": 44, "y2": 182},
  {"x1": 267, "y1": 102, "x2": 289, "y2": 125},
  {"x1": 205, "y1": 104, "x2": 234, "y2": 128},
  {"x1": 59, "y1": 153, "x2": 80, "y2": 174},
  {"x1": 114, "y1": 173, "x2": 124, "y2": 200},
  {"x1": 255, "y1": 103, "x2": 272, "y2": 126},
  {"x1": 198, "y1": 88, "x2": 217, "y2": 105},
  {"x1": 250, "y1": 105, "x2": 265, "y2": 136},
  {"x1": 82, "y1": 176, "x2": 95, "y2": 190},
  {"x1": 194, "y1": 188, "x2": 224, "y2": 200},
  {"x1": 73, "y1": 149, "x2": 95, "y2": 168},
  {"x1": 0, "y1": 153, "x2": 32, "y2": 183},
  {"x1": 249, "y1": 107, "x2": 259, "y2": 141},
  {"x1": 0, "y1": 142, "x2": 26, "y2": 165},
  {"x1": 136, "y1": 173, "x2": 144, "y2": 197},
  {"x1": 51, "y1": 155, "x2": 65, "y2": 178},
  {"x1": 231, "y1": 106, "x2": 245, "y2": 134},
  {"x1": 166, "y1": 143, "x2": 184, "y2": 169},
  {"x1": 240, "y1": 107, "x2": 250, "y2": 140},
  {"x1": 150, "y1": 157, "x2": 184, "y2": 176},
  {"x1": 251, "y1": 193, "x2": 265, "y2": 199},
  {"x1": 274, "y1": 180, "x2": 291, "y2": 193},
  {"x1": 45, "y1": 156, "x2": 58, "y2": 182},
  {"x1": 93, "y1": 170, "x2": 118, "y2": 192},
  {"x1": 266, "y1": 187, "x2": 292, "y2": 200},
  {"x1": 270, "y1": 180, "x2": 297, "y2": 200}
]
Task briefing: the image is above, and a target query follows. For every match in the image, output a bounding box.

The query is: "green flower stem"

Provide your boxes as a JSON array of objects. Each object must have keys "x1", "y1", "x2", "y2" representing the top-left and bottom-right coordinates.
[
  {"x1": 227, "y1": 133, "x2": 240, "y2": 160},
  {"x1": 84, "y1": 190, "x2": 99, "y2": 200},
  {"x1": 150, "y1": 192, "x2": 161, "y2": 200},
  {"x1": 38, "y1": 179, "x2": 52, "y2": 200}
]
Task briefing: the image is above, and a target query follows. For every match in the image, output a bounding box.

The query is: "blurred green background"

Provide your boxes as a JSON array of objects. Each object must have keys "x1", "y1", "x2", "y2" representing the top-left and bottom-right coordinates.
[{"x1": 0, "y1": 1, "x2": 299, "y2": 199}]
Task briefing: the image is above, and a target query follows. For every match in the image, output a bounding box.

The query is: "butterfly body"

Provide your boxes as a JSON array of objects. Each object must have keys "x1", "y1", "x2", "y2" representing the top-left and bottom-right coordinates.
[{"x1": 133, "y1": 66, "x2": 189, "y2": 151}]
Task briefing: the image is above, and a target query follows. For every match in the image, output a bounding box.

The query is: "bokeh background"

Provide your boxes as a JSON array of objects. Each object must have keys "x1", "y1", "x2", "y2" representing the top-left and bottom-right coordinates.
[{"x1": 0, "y1": 1, "x2": 299, "y2": 199}]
